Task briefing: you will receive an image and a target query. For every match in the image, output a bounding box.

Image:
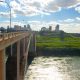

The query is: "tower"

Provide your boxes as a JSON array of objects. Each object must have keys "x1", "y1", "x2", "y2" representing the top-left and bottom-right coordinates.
[
  {"x1": 49, "y1": 26, "x2": 52, "y2": 31},
  {"x1": 55, "y1": 24, "x2": 59, "y2": 32},
  {"x1": 27, "y1": 24, "x2": 31, "y2": 31},
  {"x1": 24, "y1": 25, "x2": 27, "y2": 30}
]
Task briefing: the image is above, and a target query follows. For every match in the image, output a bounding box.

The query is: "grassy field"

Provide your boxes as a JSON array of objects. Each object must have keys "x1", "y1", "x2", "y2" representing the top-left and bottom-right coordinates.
[{"x1": 36, "y1": 35, "x2": 80, "y2": 49}]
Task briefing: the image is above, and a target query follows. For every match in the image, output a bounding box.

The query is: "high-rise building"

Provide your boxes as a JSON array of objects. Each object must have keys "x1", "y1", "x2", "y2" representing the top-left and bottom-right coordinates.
[
  {"x1": 55, "y1": 24, "x2": 59, "y2": 32},
  {"x1": 27, "y1": 24, "x2": 31, "y2": 31},
  {"x1": 49, "y1": 26, "x2": 52, "y2": 31},
  {"x1": 24, "y1": 25, "x2": 27, "y2": 30}
]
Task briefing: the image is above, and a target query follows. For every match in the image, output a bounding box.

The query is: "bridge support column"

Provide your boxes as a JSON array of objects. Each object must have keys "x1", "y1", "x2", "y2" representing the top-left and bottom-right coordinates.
[
  {"x1": 17, "y1": 41, "x2": 20, "y2": 80},
  {"x1": 6, "y1": 43, "x2": 17, "y2": 80},
  {"x1": 23, "y1": 38, "x2": 27, "y2": 75},
  {"x1": 20, "y1": 38, "x2": 26, "y2": 80},
  {"x1": 29, "y1": 33, "x2": 36, "y2": 56},
  {"x1": 21, "y1": 38, "x2": 26, "y2": 80},
  {"x1": 23, "y1": 37, "x2": 29, "y2": 74},
  {"x1": 0, "y1": 49, "x2": 5, "y2": 80}
]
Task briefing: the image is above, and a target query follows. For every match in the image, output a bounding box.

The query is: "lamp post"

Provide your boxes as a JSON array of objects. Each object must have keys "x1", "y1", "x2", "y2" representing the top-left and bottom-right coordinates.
[{"x1": 0, "y1": 1, "x2": 11, "y2": 30}]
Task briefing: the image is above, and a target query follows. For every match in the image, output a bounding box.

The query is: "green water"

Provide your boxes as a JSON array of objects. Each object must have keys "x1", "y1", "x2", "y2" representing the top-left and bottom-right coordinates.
[{"x1": 24, "y1": 56, "x2": 80, "y2": 80}]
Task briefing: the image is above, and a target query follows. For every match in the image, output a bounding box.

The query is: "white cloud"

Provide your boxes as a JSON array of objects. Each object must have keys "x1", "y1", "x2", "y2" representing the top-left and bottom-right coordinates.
[
  {"x1": 75, "y1": 6, "x2": 80, "y2": 13},
  {"x1": 0, "y1": 0, "x2": 17, "y2": 18},
  {"x1": 60, "y1": 23, "x2": 80, "y2": 33},
  {"x1": 55, "y1": 0, "x2": 78, "y2": 8},
  {"x1": 0, "y1": 0, "x2": 80, "y2": 17},
  {"x1": 0, "y1": 12, "x2": 9, "y2": 17},
  {"x1": 0, "y1": 1, "x2": 6, "y2": 7},
  {"x1": 8, "y1": 0, "x2": 80, "y2": 16},
  {"x1": 63, "y1": 19, "x2": 75, "y2": 23},
  {"x1": 0, "y1": 21, "x2": 22, "y2": 28},
  {"x1": 27, "y1": 21, "x2": 41, "y2": 24},
  {"x1": 10, "y1": 0, "x2": 21, "y2": 11},
  {"x1": 0, "y1": 11, "x2": 17, "y2": 18},
  {"x1": 76, "y1": 17, "x2": 80, "y2": 20}
]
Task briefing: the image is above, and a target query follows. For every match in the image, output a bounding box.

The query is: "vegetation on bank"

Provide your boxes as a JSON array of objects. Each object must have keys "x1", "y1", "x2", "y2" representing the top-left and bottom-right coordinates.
[{"x1": 36, "y1": 35, "x2": 80, "y2": 49}]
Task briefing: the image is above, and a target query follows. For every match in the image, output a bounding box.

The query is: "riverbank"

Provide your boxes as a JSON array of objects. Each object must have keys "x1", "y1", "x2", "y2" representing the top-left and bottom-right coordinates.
[
  {"x1": 36, "y1": 48, "x2": 80, "y2": 56},
  {"x1": 36, "y1": 35, "x2": 80, "y2": 56}
]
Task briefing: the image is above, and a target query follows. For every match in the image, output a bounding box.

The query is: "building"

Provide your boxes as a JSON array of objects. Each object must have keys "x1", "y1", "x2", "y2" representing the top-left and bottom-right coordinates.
[
  {"x1": 55, "y1": 24, "x2": 59, "y2": 32},
  {"x1": 23, "y1": 25, "x2": 27, "y2": 31},
  {"x1": 14, "y1": 25, "x2": 21, "y2": 31},
  {"x1": 24, "y1": 25, "x2": 27, "y2": 29},
  {"x1": 49, "y1": 26, "x2": 52, "y2": 31},
  {"x1": 27, "y1": 24, "x2": 31, "y2": 31},
  {"x1": 41, "y1": 27, "x2": 48, "y2": 31},
  {"x1": 41, "y1": 26, "x2": 52, "y2": 32}
]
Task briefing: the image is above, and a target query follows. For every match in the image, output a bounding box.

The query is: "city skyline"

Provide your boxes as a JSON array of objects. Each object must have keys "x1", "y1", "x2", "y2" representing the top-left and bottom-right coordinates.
[{"x1": 0, "y1": 0, "x2": 80, "y2": 33}]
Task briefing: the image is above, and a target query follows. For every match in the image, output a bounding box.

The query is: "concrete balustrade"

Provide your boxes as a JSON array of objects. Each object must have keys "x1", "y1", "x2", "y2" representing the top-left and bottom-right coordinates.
[{"x1": 0, "y1": 32, "x2": 24, "y2": 41}]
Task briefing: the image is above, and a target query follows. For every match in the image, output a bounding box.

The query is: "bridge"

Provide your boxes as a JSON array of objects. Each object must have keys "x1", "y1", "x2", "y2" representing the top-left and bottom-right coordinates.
[{"x1": 0, "y1": 31, "x2": 36, "y2": 80}]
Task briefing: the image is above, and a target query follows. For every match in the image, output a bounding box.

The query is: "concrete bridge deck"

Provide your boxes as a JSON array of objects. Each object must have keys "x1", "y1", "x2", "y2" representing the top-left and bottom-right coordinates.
[
  {"x1": 0, "y1": 32, "x2": 30, "y2": 50},
  {"x1": 0, "y1": 31, "x2": 36, "y2": 80}
]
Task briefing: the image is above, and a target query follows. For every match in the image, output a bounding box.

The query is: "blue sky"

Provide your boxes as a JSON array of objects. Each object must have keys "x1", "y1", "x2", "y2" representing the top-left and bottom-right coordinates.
[{"x1": 0, "y1": 0, "x2": 80, "y2": 33}]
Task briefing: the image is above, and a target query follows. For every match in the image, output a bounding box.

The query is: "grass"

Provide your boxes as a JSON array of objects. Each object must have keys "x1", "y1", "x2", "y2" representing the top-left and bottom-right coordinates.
[{"x1": 36, "y1": 35, "x2": 80, "y2": 49}]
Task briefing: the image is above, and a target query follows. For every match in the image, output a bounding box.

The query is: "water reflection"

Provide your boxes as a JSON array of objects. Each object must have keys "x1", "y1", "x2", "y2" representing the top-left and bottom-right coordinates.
[{"x1": 24, "y1": 57, "x2": 80, "y2": 80}]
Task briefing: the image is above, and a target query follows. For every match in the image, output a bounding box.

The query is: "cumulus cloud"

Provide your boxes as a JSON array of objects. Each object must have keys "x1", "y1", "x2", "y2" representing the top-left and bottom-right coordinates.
[
  {"x1": 57, "y1": 19, "x2": 75, "y2": 23},
  {"x1": 76, "y1": 17, "x2": 80, "y2": 20},
  {"x1": 55, "y1": 0, "x2": 78, "y2": 8},
  {"x1": 60, "y1": 23, "x2": 80, "y2": 33},
  {"x1": 0, "y1": 2, "x2": 6, "y2": 7},
  {"x1": 75, "y1": 6, "x2": 80, "y2": 13},
  {"x1": 0, "y1": 0, "x2": 80, "y2": 17},
  {"x1": 0, "y1": 11, "x2": 17, "y2": 18},
  {"x1": 63, "y1": 19, "x2": 75, "y2": 23},
  {"x1": 0, "y1": 21, "x2": 22, "y2": 28},
  {"x1": 8, "y1": 0, "x2": 80, "y2": 16},
  {"x1": 0, "y1": 12, "x2": 9, "y2": 17}
]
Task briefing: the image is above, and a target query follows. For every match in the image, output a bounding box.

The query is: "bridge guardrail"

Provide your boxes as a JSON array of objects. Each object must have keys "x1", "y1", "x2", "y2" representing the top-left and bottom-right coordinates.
[{"x1": 0, "y1": 32, "x2": 28, "y2": 41}]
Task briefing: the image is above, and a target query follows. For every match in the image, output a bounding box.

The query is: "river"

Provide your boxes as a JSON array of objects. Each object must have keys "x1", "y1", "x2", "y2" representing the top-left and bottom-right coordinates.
[{"x1": 24, "y1": 56, "x2": 80, "y2": 80}]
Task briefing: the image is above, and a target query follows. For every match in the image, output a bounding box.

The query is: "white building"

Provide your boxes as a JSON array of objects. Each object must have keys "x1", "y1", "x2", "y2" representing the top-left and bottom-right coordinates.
[{"x1": 14, "y1": 25, "x2": 21, "y2": 31}]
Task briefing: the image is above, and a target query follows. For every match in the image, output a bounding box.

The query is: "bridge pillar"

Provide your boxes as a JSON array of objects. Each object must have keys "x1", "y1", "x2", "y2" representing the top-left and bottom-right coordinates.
[
  {"x1": 0, "y1": 49, "x2": 5, "y2": 80},
  {"x1": 23, "y1": 37, "x2": 29, "y2": 74},
  {"x1": 29, "y1": 33, "x2": 36, "y2": 56},
  {"x1": 17, "y1": 41, "x2": 20, "y2": 80},
  {"x1": 23, "y1": 38, "x2": 27, "y2": 75},
  {"x1": 19, "y1": 38, "x2": 26, "y2": 80},
  {"x1": 6, "y1": 43, "x2": 17, "y2": 80}
]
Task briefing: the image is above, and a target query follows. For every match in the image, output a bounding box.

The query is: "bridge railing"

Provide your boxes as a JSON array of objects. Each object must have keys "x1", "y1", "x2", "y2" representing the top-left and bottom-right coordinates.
[{"x1": 0, "y1": 32, "x2": 28, "y2": 41}]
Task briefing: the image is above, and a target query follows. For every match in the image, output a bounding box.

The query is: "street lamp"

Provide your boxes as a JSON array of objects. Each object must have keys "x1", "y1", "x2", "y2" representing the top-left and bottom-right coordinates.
[{"x1": 0, "y1": 1, "x2": 11, "y2": 30}]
